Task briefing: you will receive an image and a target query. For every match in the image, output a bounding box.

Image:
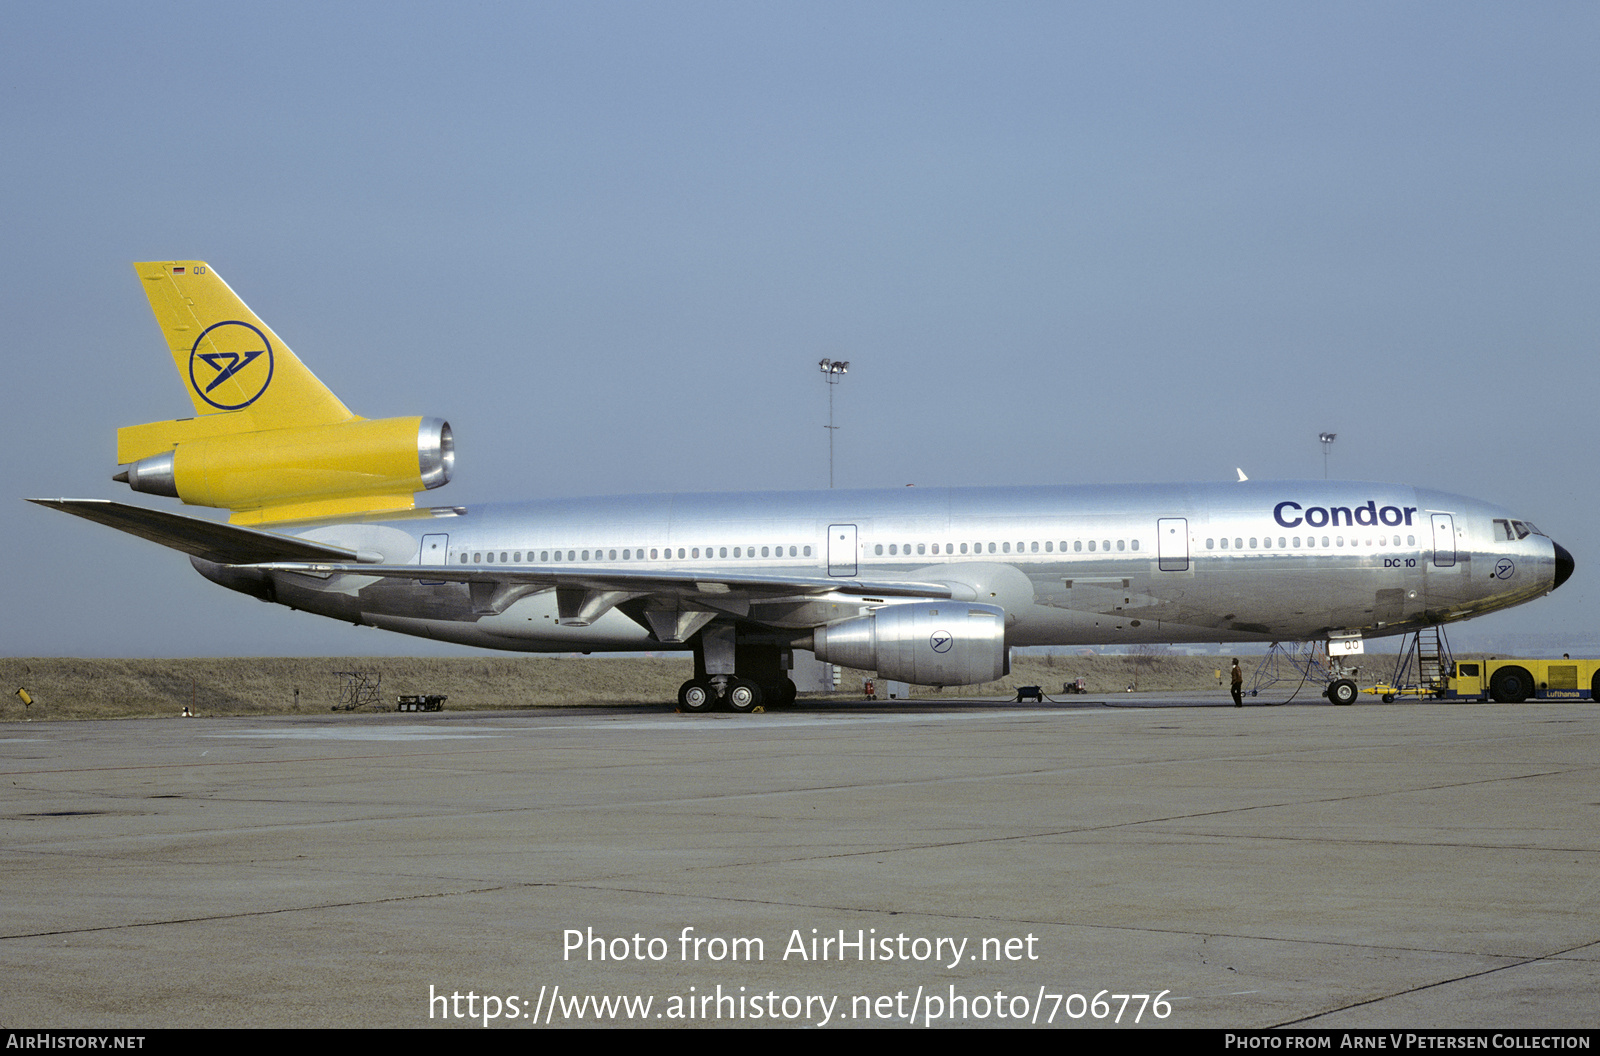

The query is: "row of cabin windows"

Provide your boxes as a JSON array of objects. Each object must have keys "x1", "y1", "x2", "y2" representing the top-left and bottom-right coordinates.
[
  {"x1": 460, "y1": 545, "x2": 815, "y2": 564},
  {"x1": 455, "y1": 533, "x2": 1433, "y2": 564},
  {"x1": 458, "y1": 539, "x2": 1152, "y2": 564},
  {"x1": 1206, "y1": 535, "x2": 1418, "y2": 550},
  {"x1": 873, "y1": 539, "x2": 1139, "y2": 556}
]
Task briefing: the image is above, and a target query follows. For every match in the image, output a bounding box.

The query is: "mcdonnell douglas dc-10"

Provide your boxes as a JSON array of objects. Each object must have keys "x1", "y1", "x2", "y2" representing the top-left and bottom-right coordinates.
[{"x1": 32, "y1": 262, "x2": 1574, "y2": 710}]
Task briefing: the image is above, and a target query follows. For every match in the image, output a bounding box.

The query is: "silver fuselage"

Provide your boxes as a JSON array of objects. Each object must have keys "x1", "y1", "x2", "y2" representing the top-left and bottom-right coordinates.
[{"x1": 198, "y1": 480, "x2": 1563, "y2": 654}]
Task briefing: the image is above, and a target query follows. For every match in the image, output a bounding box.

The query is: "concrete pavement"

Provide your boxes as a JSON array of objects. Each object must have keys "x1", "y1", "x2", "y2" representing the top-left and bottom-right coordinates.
[{"x1": 2, "y1": 696, "x2": 1596, "y2": 1028}]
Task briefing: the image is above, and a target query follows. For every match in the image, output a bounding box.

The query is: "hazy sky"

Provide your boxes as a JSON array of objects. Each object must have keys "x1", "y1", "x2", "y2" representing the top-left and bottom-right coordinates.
[{"x1": 5, "y1": 2, "x2": 1596, "y2": 658}]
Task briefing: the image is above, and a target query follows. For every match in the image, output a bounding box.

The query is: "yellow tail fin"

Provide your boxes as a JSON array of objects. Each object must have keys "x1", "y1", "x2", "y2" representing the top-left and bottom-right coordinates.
[
  {"x1": 118, "y1": 261, "x2": 356, "y2": 461},
  {"x1": 116, "y1": 261, "x2": 452, "y2": 526}
]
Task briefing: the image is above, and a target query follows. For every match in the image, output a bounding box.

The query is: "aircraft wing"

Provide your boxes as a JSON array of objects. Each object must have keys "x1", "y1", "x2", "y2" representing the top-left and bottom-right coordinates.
[
  {"x1": 250, "y1": 560, "x2": 953, "y2": 636},
  {"x1": 250, "y1": 561, "x2": 954, "y2": 600},
  {"x1": 28, "y1": 499, "x2": 363, "y2": 564},
  {"x1": 29, "y1": 498, "x2": 951, "y2": 635}
]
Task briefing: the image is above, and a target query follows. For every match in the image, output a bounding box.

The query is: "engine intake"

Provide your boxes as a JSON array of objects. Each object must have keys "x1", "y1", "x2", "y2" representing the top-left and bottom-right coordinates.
[{"x1": 811, "y1": 602, "x2": 1008, "y2": 686}]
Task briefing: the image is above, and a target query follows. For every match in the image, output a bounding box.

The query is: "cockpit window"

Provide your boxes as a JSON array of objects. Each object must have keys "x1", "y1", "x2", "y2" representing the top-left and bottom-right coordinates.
[{"x1": 1497, "y1": 519, "x2": 1547, "y2": 540}]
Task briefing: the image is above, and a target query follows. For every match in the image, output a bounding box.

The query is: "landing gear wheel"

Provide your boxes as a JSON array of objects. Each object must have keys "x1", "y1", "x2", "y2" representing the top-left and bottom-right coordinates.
[
  {"x1": 725, "y1": 678, "x2": 763, "y2": 713},
  {"x1": 678, "y1": 679, "x2": 716, "y2": 713},
  {"x1": 1328, "y1": 679, "x2": 1358, "y2": 706},
  {"x1": 1489, "y1": 666, "x2": 1531, "y2": 704}
]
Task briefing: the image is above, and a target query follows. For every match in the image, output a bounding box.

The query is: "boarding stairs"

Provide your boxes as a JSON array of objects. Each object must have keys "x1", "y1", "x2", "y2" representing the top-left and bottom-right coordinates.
[{"x1": 1386, "y1": 625, "x2": 1452, "y2": 700}]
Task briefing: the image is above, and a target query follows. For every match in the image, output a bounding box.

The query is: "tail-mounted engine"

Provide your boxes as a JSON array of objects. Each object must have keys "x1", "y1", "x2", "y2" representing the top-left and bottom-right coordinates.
[{"x1": 116, "y1": 416, "x2": 453, "y2": 526}]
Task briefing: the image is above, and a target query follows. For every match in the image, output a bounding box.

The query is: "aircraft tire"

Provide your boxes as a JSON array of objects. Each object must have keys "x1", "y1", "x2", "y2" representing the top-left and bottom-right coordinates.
[
  {"x1": 679, "y1": 679, "x2": 717, "y2": 713},
  {"x1": 726, "y1": 678, "x2": 763, "y2": 713},
  {"x1": 1592, "y1": 671, "x2": 1600, "y2": 702},
  {"x1": 1328, "y1": 679, "x2": 1358, "y2": 706},
  {"x1": 1489, "y1": 666, "x2": 1532, "y2": 704}
]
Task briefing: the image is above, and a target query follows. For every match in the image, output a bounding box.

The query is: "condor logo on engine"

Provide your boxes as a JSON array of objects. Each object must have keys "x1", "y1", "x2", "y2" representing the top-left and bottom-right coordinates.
[
  {"x1": 930, "y1": 631, "x2": 953, "y2": 653},
  {"x1": 1274, "y1": 500, "x2": 1418, "y2": 530}
]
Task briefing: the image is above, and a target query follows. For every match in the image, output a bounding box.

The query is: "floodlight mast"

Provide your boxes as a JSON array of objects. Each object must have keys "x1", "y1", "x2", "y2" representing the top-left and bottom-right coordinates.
[
  {"x1": 1319, "y1": 432, "x2": 1337, "y2": 479},
  {"x1": 819, "y1": 358, "x2": 849, "y2": 488}
]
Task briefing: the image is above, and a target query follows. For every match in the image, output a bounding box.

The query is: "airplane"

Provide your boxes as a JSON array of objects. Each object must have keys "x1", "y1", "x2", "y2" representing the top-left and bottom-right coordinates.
[{"x1": 31, "y1": 261, "x2": 1574, "y2": 711}]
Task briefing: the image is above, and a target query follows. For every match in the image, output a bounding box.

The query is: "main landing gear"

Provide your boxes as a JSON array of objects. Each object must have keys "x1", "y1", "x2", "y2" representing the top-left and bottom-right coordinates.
[
  {"x1": 677, "y1": 675, "x2": 799, "y2": 713},
  {"x1": 677, "y1": 627, "x2": 799, "y2": 713}
]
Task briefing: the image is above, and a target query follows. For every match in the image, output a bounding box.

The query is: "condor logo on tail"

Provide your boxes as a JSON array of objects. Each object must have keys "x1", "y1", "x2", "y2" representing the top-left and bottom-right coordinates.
[{"x1": 188, "y1": 321, "x2": 274, "y2": 410}]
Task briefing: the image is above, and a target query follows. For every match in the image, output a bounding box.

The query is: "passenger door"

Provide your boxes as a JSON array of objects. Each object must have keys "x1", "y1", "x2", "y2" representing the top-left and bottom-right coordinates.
[
  {"x1": 827, "y1": 524, "x2": 857, "y2": 577},
  {"x1": 1430, "y1": 514, "x2": 1456, "y2": 567},
  {"x1": 1157, "y1": 518, "x2": 1189, "y2": 572},
  {"x1": 420, "y1": 533, "x2": 449, "y2": 584}
]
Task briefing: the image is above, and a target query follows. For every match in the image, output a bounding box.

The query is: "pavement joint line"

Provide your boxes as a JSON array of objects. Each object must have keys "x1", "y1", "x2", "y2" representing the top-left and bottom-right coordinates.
[
  {"x1": 1274, "y1": 937, "x2": 1600, "y2": 1028},
  {"x1": 519, "y1": 881, "x2": 1598, "y2": 959},
  {"x1": 7, "y1": 762, "x2": 1593, "y2": 860},
  {"x1": 0, "y1": 883, "x2": 515, "y2": 941},
  {"x1": 8, "y1": 873, "x2": 1591, "y2": 969}
]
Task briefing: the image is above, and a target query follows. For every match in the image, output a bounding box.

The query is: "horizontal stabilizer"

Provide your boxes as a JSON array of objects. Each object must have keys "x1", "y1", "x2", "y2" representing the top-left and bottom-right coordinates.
[{"x1": 28, "y1": 499, "x2": 361, "y2": 565}]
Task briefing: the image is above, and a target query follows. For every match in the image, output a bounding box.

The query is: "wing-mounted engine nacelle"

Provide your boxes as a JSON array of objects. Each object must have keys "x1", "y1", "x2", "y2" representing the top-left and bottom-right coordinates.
[
  {"x1": 810, "y1": 602, "x2": 1009, "y2": 687},
  {"x1": 115, "y1": 416, "x2": 453, "y2": 525}
]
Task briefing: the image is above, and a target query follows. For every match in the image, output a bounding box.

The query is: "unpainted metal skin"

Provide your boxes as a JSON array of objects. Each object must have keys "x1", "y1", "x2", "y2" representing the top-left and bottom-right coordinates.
[{"x1": 34, "y1": 261, "x2": 1574, "y2": 712}]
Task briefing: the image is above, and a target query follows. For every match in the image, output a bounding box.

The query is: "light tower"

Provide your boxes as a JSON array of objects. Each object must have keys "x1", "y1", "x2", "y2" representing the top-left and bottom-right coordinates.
[
  {"x1": 1319, "y1": 432, "x2": 1337, "y2": 479},
  {"x1": 819, "y1": 358, "x2": 849, "y2": 488}
]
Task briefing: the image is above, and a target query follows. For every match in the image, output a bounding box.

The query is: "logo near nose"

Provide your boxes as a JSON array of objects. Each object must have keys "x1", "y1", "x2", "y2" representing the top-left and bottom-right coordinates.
[{"x1": 188, "y1": 320, "x2": 274, "y2": 410}]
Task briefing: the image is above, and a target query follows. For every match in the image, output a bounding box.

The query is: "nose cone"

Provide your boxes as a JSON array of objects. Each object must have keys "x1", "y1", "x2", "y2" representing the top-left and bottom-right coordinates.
[{"x1": 1553, "y1": 541, "x2": 1575, "y2": 591}]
